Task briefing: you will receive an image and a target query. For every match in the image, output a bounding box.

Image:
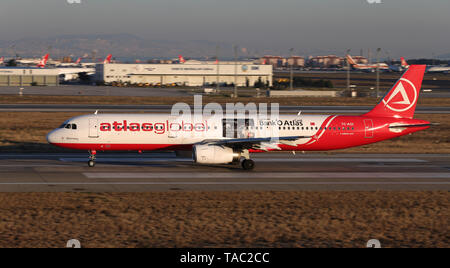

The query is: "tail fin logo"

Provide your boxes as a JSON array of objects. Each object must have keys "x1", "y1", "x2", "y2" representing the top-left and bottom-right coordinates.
[{"x1": 382, "y1": 78, "x2": 417, "y2": 113}]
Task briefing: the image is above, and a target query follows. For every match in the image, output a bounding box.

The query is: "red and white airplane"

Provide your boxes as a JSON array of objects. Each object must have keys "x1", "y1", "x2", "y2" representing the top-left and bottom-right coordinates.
[
  {"x1": 401, "y1": 57, "x2": 409, "y2": 69},
  {"x1": 0, "y1": 57, "x2": 4, "y2": 65},
  {"x1": 103, "y1": 54, "x2": 112, "y2": 64},
  {"x1": 346, "y1": 55, "x2": 389, "y2": 71},
  {"x1": 36, "y1": 53, "x2": 50, "y2": 68},
  {"x1": 48, "y1": 65, "x2": 431, "y2": 170},
  {"x1": 390, "y1": 57, "x2": 410, "y2": 72},
  {"x1": 57, "y1": 57, "x2": 83, "y2": 67},
  {"x1": 179, "y1": 55, "x2": 186, "y2": 64}
]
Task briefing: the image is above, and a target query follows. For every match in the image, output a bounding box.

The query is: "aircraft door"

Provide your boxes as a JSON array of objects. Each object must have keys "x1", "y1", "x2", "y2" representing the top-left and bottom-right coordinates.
[
  {"x1": 222, "y1": 119, "x2": 255, "y2": 139},
  {"x1": 364, "y1": 119, "x2": 374, "y2": 138},
  {"x1": 89, "y1": 118, "x2": 99, "y2": 138}
]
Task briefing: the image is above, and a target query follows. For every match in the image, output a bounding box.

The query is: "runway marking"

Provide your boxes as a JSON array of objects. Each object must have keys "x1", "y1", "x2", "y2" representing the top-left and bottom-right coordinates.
[
  {"x1": 83, "y1": 172, "x2": 450, "y2": 179},
  {"x1": 60, "y1": 158, "x2": 427, "y2": 163},
  {"x1": 0, "y1": 182, "x2": 448, "y2": 186}
]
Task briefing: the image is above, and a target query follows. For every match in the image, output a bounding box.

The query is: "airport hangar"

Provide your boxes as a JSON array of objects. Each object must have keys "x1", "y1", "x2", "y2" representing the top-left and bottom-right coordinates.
[
  {"x1": 0, "y1": 67, "x2": 59, "y2": 86},
  {"x1": 95, "y1": 62, "x2": 273, "y2": 87}
]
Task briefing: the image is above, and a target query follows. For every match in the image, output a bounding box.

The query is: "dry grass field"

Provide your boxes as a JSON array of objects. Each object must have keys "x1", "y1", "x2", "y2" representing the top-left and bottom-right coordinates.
[
  {"x1": 0, "y1": 112, "x2": 448, "y2": 153},
  {"x1": 0, "y1": 191, "x2": 447, "y2": 248}
]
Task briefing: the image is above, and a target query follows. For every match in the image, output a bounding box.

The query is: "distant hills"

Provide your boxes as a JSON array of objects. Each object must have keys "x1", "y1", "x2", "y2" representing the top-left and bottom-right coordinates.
[
  {"x1": 0, "y1": 34, "x2": 448, "y2": 61},
  {"x1": 0, "y1": 34, "x2": 233, "y2": 61}
]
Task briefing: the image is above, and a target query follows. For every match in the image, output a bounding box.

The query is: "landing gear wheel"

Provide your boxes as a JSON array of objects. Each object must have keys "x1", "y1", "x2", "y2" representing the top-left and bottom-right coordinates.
[
  {"x1": 242, "y1": 159, "x2": 255, "y2": 171},
  {"x1": 88, "y1": 150, "x2": 97, "y2": 168}
]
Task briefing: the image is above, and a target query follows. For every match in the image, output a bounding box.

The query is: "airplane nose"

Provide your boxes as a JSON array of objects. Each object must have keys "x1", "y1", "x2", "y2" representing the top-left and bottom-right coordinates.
[{"x1": 47, "y1": 130, "x2": 59, "y2": 144}]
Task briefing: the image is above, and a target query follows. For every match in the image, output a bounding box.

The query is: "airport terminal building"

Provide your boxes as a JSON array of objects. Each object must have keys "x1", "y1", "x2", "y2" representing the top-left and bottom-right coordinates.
[
  {"x1": 96, "y1": 63, "x2": 273, "y2": 87},
  {"x1": 0, "y1": 68, "x2": 59, "y2": 86}
]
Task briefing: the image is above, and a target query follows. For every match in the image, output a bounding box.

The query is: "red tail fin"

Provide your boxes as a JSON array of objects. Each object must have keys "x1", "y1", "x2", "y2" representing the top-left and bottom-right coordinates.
[
  {"x1": 104, "y1": 54, "x2": 112, "y2": 64},
  {"x1": 401, "y1": 57, "x2": 409, "y2": 67},
  {"x1": 179, "y1": 55, "x2": 186, "y2": 63},
  {"x1": 75, "y1": 58, "x2": 82, "y2": 64},
  {"x1": 37, "y1": 54, "x2": 49, "y2": 68},
  {"x1": 364, "y1": 65, "x2": 426, "y2": 119}
]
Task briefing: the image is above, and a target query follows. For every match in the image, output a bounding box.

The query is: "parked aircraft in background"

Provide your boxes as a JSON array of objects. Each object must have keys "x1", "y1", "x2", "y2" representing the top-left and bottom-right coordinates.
[
  {"x1": 58, "y1": 67, "x2": 96, "y2": 82},
  {"x1": 17, "y1": 53, "x2": 50, "y2": 66},
  {"x1": 346, "y1": 55, "x2": 389, "y2": 71},
  {"x1": 48, "y1": 66, "x2": 431, "y2": 170},
  {"x1": 390, "y1": 57, "x2": 410, "y2": 72},
  {"x1": 57, "y1": 58, "x2": 82, "y2": 67},
  {"x1": 103, "y1": 54, "x2": 112, "y2": 64},
  {"x1": 427, "y1": 65, "x2": 450, "y2": 73},
  {"x1": 36, "y1": 54, "x2": 50, "y2": 68},
  {"x1": 0, "y1": 57, "x2": 4, "y2": 65}
]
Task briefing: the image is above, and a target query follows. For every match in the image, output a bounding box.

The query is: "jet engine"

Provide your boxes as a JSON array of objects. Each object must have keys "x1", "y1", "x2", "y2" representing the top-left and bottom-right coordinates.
[{"x1": 193, "y1": 145, "x2": 241, "y2": 164}]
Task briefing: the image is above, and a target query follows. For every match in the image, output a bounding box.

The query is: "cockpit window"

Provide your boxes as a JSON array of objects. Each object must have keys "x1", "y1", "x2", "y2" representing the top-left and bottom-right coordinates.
[
  {"x1": 72, "y1": 124, "x2": 77, "y2": 130},
  {"x1": 65, "y1": 124, "x2": 71, "y2": 129}
]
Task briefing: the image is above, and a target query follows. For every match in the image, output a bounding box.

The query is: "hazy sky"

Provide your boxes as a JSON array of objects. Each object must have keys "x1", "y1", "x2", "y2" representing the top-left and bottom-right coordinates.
[{"x1": 0, "y1": 0, "x2": 449, "y2": 58}]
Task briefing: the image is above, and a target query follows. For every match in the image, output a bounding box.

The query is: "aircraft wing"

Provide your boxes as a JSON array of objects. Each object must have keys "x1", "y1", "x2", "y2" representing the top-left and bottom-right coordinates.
[{"x1": 199, "y1": 136, "x2": 310, "y2": 151}]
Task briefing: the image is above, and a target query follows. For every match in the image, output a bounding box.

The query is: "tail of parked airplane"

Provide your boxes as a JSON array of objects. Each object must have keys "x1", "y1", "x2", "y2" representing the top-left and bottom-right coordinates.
[
  {"x1": 0, "y1": 57, "x2": 4, "y2": 64},
  {"x1": 401, "y1": 57, "x2": 409, "y2": 68},
  {"x1": 179, "y1": 55, "x2": 186, "y2": 64},
  {"x1": 37, "y1": 54, "x2": 49, "y2": 68},
  {"x1": 75, "y1": 58, "x2": 82, "y2": 64},
  {"x1": 364, "y1": 65, "x2": 426, "y2": 119},
  {"x1": 104, "y1": 54, "x2": 112, "y2": 64},
  {"x1": 346, "y1": 54, "x2": 357, "y2": 66}
]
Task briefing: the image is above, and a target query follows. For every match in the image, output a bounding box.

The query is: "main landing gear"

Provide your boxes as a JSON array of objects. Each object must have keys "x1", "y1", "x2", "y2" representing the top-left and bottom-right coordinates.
[
  {"x1": 88, "y1": 150, "x2": 97, "y2": 168},
  {"x1": 241, "y1": 159, "x2": 255, "y2": 171},
  {"x1": 240, "y1": 150, "x2": 255, "y2": 171}
]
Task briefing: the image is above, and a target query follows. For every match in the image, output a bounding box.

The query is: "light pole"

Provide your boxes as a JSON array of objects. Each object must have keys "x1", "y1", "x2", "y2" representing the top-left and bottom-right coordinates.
[
  {"x1": 346, "y1": 49, "x2": 351, "y2": 92},
  {"x1": 289, "y1": 48, "x2": 294, "y2": 90},
  {"x1": 233, "y1": 45, "x2": 238, "y2": 98},
  {"x1": 376, "y1": 48, "x2": 381, "y2": 98},
  {"x1": 216, "y1": 45, "x2": 220, "y2": 93}
]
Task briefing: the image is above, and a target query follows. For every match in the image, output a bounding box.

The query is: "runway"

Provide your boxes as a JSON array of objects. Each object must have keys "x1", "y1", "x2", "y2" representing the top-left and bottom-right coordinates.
[
  {"x1": 0, "y1": 104, "x2": 449, "y2": 114},
  {"x1": 0, "y1": 153, "x2": 448, "y2": 192}
]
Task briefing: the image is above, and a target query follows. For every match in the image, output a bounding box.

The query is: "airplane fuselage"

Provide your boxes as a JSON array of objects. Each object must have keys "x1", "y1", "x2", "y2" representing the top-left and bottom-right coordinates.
[{"x1": 47, "y1": 113, "x2": 429, "y2": 152}]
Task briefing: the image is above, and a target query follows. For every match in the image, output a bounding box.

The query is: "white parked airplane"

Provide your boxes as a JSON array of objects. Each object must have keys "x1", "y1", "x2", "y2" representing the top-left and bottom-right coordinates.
[{"x1": 427, "y1": 65, "x2": 450, "y2": 73}]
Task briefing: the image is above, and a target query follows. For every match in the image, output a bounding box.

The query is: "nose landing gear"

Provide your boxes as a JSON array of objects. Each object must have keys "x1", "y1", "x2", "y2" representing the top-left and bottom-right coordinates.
[{"x1": 88, "y1": 150, "x2": 97, "y2": 167}]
